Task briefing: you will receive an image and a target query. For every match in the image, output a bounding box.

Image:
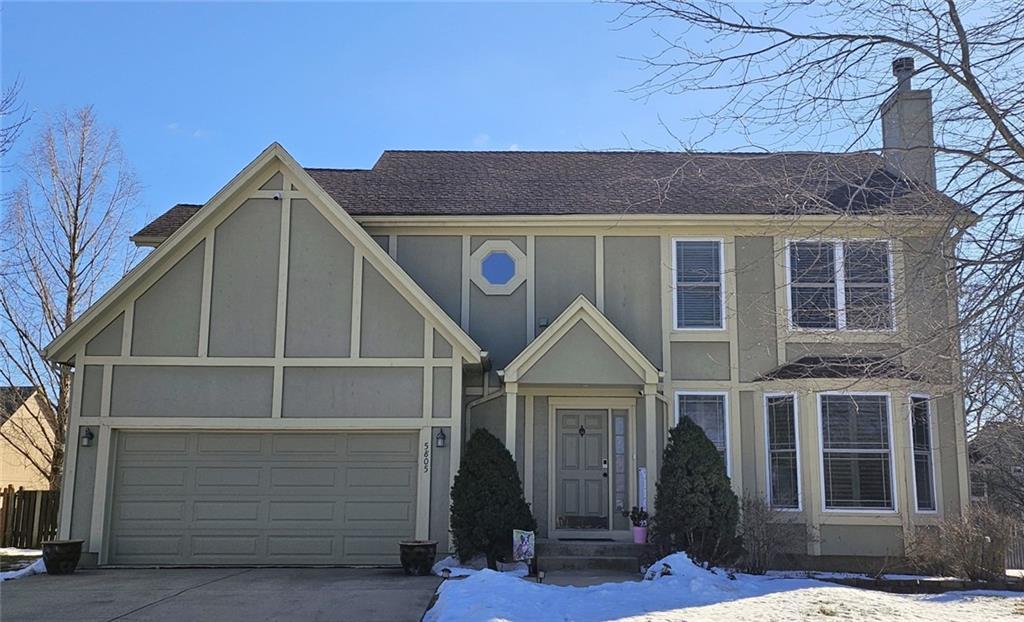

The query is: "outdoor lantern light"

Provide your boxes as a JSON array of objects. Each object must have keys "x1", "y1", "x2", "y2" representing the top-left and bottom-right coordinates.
[
  {"x1": 81, "y1": 428, "x2": 94, "y2": 447},
  {"x1": 537, "y1": 570, "x2": 545, "y2": 584},
  {"x1": 441, "y1": 568, "x2": 451, "y2": 580},
  {"x1": 435, "y1": 429, "x2": 447, "y2": 448}
]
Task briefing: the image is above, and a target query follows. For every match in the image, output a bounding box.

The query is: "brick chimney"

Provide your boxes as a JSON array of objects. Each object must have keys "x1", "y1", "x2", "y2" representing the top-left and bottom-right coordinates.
[{"x1": 880, "y1": 57, "x2": 936, "y2": 186}]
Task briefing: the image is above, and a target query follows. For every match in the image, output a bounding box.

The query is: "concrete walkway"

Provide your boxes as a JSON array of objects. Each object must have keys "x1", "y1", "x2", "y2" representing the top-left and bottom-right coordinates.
[{"x1": 1, "y1": 567, "x2": 441, "y2": 622}]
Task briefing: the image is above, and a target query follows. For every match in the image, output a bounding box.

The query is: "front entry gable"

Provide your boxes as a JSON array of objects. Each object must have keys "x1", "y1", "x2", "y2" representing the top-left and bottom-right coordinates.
[{"x1": 502, "y1": 296, "x2": 659, "y2": 386}]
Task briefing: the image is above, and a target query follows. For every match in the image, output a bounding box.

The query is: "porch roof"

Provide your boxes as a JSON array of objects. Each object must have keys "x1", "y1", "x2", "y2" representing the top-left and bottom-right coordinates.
[{"x1": 501, "y1": 296, "x2": 660, "y2": 387}]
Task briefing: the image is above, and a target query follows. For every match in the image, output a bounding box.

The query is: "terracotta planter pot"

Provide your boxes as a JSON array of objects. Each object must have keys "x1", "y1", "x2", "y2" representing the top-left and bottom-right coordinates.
[
  {"x1": 41, "y1": 540, "x2": 84, "y2": 575},
  {"x1": 631, "y1": 526, "x2": 648, "y2": 544},
  {"x1": 399, "y1": 540, "x2": 437, "y2": 576}
]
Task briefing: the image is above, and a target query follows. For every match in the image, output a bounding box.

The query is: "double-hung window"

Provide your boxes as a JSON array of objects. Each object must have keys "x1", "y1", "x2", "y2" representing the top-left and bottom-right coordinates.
[
  {"x1": 765, "y1": 394, "x2": 800, "y2": 509},
  {"x1": 674, "y1": 240, "x2": 724, "y2": 329},
  {"x1": 819, "y1": 394, "x2": 895, "y2": 510},
  {"x1": 910, "y1": 396, "x2": 937, "y2": 512},
  {"x1": 789, "y1": 240, "x2": 893, "y2": 330},
  {"x1": 677, "y1": 392, "x2": 729, "y2": 474}
]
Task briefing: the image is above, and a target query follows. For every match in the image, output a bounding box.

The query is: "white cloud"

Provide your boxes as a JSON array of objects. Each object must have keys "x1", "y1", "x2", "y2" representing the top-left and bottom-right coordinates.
[{"x1": 508, "y1": 144, "x2": 520, "y2": 151}]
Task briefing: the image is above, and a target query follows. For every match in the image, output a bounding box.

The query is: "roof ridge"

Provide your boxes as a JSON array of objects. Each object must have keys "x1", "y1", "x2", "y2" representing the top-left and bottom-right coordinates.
[{"x1": 375, "y1": 149, "x2": 877, "y2": 156}]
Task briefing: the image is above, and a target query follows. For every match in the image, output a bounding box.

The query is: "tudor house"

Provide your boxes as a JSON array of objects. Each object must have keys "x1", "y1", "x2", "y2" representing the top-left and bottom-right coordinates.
[{"x1": 46, "y1": 61, "x2": 971, "y2": 569}]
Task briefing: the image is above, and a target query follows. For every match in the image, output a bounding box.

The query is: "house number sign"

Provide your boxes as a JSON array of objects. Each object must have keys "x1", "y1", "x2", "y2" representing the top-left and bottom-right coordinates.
[{"x1": 423, "y1": 442, "x2": 431, "y2": 473}]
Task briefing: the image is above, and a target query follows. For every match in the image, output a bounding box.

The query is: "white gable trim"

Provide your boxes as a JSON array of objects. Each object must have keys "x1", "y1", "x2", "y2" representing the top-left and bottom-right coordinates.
[
  {"x1": 45, "y1": 143, "x2": 482, "y2": 363},
  {"x1": 502, "y1": 295, "x2": 659, "y2": 385}
]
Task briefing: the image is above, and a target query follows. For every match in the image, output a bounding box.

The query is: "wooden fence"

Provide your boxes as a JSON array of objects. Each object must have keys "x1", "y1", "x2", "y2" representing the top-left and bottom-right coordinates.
[
  {"x1": 1009, "y1": 529, "x2": 1024, "y2": 570},
  {"x1": 0, "y1": 486, "x2": 59, "y2": 549}
]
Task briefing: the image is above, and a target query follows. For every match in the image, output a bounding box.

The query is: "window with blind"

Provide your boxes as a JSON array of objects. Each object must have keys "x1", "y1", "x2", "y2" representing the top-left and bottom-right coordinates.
[
  {"x1": 819, "y1": 394, "x2": 894, "y2": 510},
  {"x1": 789, "y1": 241, "x2": 893, "y2": 330},
  {"x1": 674, "y1": 240, "x2": 723, "y2": 329},
  {"x1": 765, "y1": 394, "x2": 800, "y2": 509},
  {"x1": 910, "y1": 396, "x2": 937, "y2": 512},
  {"x1": 677, "y1": 392, "x2": 729, "y2": 473}
]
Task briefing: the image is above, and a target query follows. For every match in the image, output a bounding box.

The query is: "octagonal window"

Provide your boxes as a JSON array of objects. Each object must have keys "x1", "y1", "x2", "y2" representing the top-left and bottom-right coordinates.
[{"x1": 481, "y1": 251, "x2": 516, "y2": 286}]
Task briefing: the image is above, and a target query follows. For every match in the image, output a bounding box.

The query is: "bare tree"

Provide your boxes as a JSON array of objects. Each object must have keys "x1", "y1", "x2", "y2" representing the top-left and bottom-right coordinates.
[
  {"x1": 0, "y1": 78, "x2": 30, "y2": 162},
  {"x1": 0, "y1": 106, "x2": 139, "y2": 488},
  {"x1": 616, "y1": 0, "x2": 1023, "y2": 427}
]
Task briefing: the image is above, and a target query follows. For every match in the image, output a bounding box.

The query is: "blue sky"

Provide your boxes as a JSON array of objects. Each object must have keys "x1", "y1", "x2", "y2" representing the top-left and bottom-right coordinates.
[{"x1": 4, "y1": 2, "x2": 788, "y2": 232}]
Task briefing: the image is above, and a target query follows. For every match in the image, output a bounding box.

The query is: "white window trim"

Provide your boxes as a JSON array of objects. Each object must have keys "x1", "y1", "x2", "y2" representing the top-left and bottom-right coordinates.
[
  {"x1": 909, "y1": 393, "x2": 938, "y2": 514},
  {"x1": 470, "y1": 239, "x2": 527, "y2": 296},
  {"x1": 675, "y1": 390, "x2": 731, "y2": 476},
  {"x1": 816, "y1": 391, "x2": 898, "y2": 514},
  {"x1": 763, "y1": 392, "x2": 802, "y2": 512},
  {"x1": 671, "y1": 237, "x2": 727, "y2": 331},
  {"x1": 785, "y1": 239, "x2": 897, "y2": 333}
]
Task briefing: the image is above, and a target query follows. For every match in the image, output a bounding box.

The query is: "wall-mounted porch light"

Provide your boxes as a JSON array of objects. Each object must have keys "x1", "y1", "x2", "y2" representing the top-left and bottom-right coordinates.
[
  {"x1": 435, "y1": 429, "x2": 447, "y2": 448},
  {"x1": 80, "y1": 428, "x2": 94, "y2": 447}
]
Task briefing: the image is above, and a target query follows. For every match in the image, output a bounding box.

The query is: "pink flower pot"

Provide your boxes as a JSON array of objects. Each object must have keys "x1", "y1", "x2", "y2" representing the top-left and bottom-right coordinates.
[{"x1": 631, "y1": 526, "x2": 647, "y2": 544}]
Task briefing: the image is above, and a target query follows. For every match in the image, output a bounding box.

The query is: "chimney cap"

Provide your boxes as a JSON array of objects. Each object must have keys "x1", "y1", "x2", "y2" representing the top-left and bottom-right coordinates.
[{"x1": 892, "y1": 57, "x2": 914, "y2": 90}]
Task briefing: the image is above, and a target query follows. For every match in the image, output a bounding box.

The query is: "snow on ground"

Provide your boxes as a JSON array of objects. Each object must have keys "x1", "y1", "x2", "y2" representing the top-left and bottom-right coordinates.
[
  {"x1": 433, "y1": 554, "x2": 529, "y2": 578},
  {"x1": 425, "y1": 553, "x2": 1023, "y2": 622},
  {"x1": 0, "y1": 558, "x2": 45, "y2": 582},
  {"x1": 0, "y1": 547, "x2": 41, "y2": 557}
]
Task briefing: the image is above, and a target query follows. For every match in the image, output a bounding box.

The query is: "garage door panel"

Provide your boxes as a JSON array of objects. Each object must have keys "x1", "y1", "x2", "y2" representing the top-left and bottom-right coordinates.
[
  {"x1": 197, "y1": 433, "x2": 264, "y2": 454},
  {"x1": 119, "y1": 466, "x2": 188, "y2": 487},
  {"x1": 195, "y1": 466, "x2": 262, "y2": 488},
  {"x1": 191, "y1": 535, "x2": 260, "y2": 557},
  {"x1": 268, "y1": 500, "x2": 336, "y2": 521},
  {"x1": 120, "y1": 432, "x2": 189, "y2": 454},
  {"x1": 109, "y1": 431, "x2": 418, "y2": 565}
]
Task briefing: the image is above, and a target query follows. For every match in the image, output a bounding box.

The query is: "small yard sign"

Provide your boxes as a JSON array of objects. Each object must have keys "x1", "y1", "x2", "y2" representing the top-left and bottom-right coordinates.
[{"x1": 512, "y1": 529, "x2": 535, "y2": 562}]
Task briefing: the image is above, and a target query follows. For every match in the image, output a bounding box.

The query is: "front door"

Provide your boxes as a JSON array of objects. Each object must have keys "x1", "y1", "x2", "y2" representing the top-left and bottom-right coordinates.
[{"x1": 556, "y1": 409, "x2": 609, "y2": 530}]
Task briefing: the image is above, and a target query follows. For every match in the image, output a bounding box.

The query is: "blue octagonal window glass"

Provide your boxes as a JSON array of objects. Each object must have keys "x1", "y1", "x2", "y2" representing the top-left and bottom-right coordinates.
[{"x1": 481, "y1": 251, "x2": 516, "y2": 285}]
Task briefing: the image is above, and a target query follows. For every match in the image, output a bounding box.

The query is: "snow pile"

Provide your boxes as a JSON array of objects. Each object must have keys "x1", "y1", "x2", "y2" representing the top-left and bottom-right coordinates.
[
  {"x1": 432, "y1": 554, "x2": 528, "y2": 578},
  {"x1": 0, "y1": 548, "x2": 42, "y2": 557},
  {"x1": 424, "y1": 552, "x2": 1023, "y2": 622},
  {"x1": 0, "y1": 558, "x2": 45, "y2": 582}
]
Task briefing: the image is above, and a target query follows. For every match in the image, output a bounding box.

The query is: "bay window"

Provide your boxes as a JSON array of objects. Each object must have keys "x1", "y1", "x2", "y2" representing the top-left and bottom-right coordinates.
[
  {"x1": 765, "y1": 394, "x2": 800, "y2": 509},
  {"x1": 819, "y1": 393, "x2": 894, "y2": 510},
  {"x1": 910, "y1": 395, "x2": 937, "y2": 512},
  {"x1": 677, "y1": 392, "x2": 729, "y2": 474}
]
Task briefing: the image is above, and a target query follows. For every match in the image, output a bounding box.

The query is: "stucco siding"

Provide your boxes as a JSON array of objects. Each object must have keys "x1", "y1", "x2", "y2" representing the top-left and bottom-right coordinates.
[
  {"x1": 359, "y1": 261, "x2": 425, "y2": 358},
  {"x1": 739, "y1": 390, "x2": 757, "y2": 498},
  {"x1": 69, "y1": 427, "x2": 97, "y2": 543},
  {"x1": 468, "y1": 396, "x2": 505, "y2": 444},
  {"x1": 533, "y1": 396, "x2": 549, "y2": 537},
  {"x1": 602, "y1": 236, "x2": 661, "y2": 366},
  {"x1": 208, "y1": 199, "x2": 281, "y2": 357},
  {"x1": 670, "y1": 342, "x2": 731, "y2": 381},
  {"x1": 819, "y1": 524, "x2": 904, "y2": 557},
  {"x1": 520, "y1": 321, "x2": 641, "y2": 385},
  {"x1": 81, "y1": 365, "x2": 103, "y2": 418},
  {"x1": 133, "y1": 241, "x2": 205, "y2": 357},
  {"x1": 535, "y1": 236, "x2": 596, "y2": 336},
  {"x1": 470, "y1": 282, "x2": 526, "y2": 373},
  {"x1": 735, "y1": 236, "x2": 778, "y2": 381},
  {"x1": 397, "y1": 236, "x2": 462, "y2": 324},
  {"x1": 903, "y1": 237, "x2": 955, "y2": 382},
  {"x1": 285, "y1": 199, "x2": 354, "y2": 357},
  {"x1": 85, "y1": 313, "x2": 123, "y2": 357},
  {"x1": 432, "y1": 367, "x2": 452, "y2": 418},
  {"x1": 433, "y1": 330, "x2": 453, "y2": 358},
  {"x1": 934, "y1": 394, "x2": 962, "y2": 515},
  {"x1": 110, "y1": 366, "x2": 274, "y2": 418},
  {"x1": 429, "y1": 426, "x2": 452, "y2": 548},
  {"x1": 281, "y1": 367, "x2": 423, "y2": 418}
]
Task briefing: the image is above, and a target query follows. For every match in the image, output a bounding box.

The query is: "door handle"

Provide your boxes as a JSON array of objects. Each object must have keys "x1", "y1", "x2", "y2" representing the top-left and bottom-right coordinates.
[{"x1": 602, "y1": 458, "x2": 608, "y2": 478}]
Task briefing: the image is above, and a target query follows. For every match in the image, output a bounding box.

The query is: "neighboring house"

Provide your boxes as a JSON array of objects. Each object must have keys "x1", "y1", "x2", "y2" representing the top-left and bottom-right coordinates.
[
  {"x1": 1, "y1": 386, "x2": 55, "y2": 491},
  {"x1": 45, "y1": 59, "x2": 972, "y2": 570},
  {"x1": 969, "y1": 420, "x2": 1024, "y2": 517}
]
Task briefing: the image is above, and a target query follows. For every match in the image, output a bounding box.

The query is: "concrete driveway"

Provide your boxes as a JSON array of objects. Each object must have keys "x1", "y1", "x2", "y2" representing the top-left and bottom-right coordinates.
[{"x1": 0, "y1": 567, "x2": 441, "y2": 622}]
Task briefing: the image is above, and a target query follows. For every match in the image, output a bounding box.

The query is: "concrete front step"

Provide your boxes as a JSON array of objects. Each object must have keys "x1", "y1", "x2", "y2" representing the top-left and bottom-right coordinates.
[{"x1": 536, "y1": 540, "x2": 655, "y2": 573}]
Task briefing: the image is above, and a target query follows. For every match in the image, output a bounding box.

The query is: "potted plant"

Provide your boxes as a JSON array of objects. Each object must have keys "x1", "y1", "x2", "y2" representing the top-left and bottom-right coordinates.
[
  {"x1": 622, "y1": 508, "x2": 647, "y2": 541},
  {"x1": 41, "y1": 539, "x2": 84, "y2": 575},
  {"x1": 622, "y1": 506, "x2": 649, "y2": 544},
  {"x1": 398, "y1": 540, "x2": 438, "y2": 576}
]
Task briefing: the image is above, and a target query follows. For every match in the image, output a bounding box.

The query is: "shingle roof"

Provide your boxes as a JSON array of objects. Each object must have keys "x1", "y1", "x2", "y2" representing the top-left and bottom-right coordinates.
[
  {"x1": 757, "y1": 356, "x2": 919, "y2": 381},
  {"x1": 0, "y1": 386, "x2": 38, "y2": 424},
  {"x1": 132, "y1": 150, "x2": 959, "y2": 242}
]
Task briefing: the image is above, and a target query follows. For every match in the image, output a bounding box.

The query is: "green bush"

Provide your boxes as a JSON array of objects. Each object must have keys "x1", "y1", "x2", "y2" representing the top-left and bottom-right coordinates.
[
  {"x1": 653, "y1": 416, "x2": 740, "y2": 568},
  {"x1": 450, "y1": 428, "x2": 536, "y2": 568}
]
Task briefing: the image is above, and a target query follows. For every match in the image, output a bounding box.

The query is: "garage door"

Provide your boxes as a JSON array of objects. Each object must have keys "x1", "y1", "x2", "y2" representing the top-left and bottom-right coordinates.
[{"x1": 107, "y1": 431, "x2": 418, "y2": 565}]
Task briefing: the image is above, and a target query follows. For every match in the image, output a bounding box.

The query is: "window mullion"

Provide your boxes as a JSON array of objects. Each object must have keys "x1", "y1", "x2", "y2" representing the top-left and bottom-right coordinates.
[{"x1": 834, "y1": 241, "x2": 847, "y2": 329}]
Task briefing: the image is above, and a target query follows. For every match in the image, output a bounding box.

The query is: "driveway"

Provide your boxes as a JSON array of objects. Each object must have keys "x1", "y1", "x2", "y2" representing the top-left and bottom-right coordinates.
[{"x1": 1, "y1": 567, "x2": 441, "y2": 622}]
